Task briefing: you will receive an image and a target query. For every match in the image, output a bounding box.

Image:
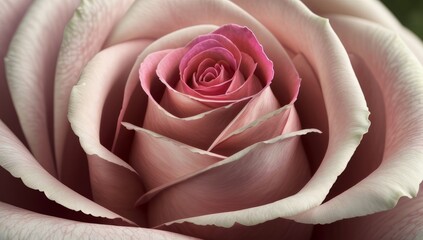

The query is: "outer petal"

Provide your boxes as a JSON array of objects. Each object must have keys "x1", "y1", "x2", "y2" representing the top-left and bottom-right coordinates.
[
  {"x1": 0, "y1": 0, "x2": 31, "y2": 145},
  {"x1": 68, "y1": 40, "x2": 150, "y2": 224},
  {"x1": 301, "y1": 0, "x2": 423, "y2": 64},
  {"x1": 5, "y1": 0, "x2": 80, "y2": 177},
  {"x1": 0, "y1": 202, "x2": 195, "y2": 240},
  {"x1": 0, "y1": 121, "x2": 129, "y2": 223},
  {"x1": 313, "y1": 184, "x2": 423, "y2": 240},
  {"x1": 294, "y1": 16, "x2": 423, "y2": 224},
  {"x1": 54, "y1": 0, "x2": 134, "y2": 180}
]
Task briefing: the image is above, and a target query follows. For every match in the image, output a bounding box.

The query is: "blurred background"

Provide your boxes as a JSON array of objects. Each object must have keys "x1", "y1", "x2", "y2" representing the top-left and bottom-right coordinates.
[{"x1": 381, "y1": 0, "x2": 423, "y2": 39}]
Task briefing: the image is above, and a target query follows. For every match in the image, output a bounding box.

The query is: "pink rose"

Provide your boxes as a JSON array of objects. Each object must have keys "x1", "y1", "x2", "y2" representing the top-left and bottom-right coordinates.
[{"x1": 1, "y1": 0, "x2": 423, "y2": 239}]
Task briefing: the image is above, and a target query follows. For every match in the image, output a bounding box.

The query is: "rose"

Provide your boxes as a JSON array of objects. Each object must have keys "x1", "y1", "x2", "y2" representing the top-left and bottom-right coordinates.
[{"x1": 1, "y1": 0, "x2": 423, "y2": 239}]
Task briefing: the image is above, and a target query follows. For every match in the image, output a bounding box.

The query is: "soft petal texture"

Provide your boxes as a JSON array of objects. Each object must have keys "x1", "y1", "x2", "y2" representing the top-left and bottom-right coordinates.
[
  {"x1": 146, "y1": 128, "x2": 317, "y2": 227},
  {"x1": 0, "y1": 121, "x2": 129, "y2": 223},
  {"x1": 123, "y1": 122, "x2": 224, "y2": 191},
  {"x1": 112, "y1": 25, "x2": 219, "y2": 156},
  {"x1": 294, "y1": 16, "x2": 423, "y2": 224},
  {"x1": 5, "y1": 0, "x2": 80, "y2": 177},
  {"x1": 0, "y1": 0, "x2": 31, "y2": 145},
  {"x1": 301, "y1": 0, "x2": 423, "y2": 64},
  {"x1": 54, "y1": 0, "x2": 134, "y2": 181},
  {"x1": 68, "y1": 40, "x2": 150, "y2": 224},
  {"x1": 106, "y1": 0, "x2": 300, "y2": 106},
  {"x1": 292, "y1": 55, "x2": 329, "y2": 173},
  {"x1": 143, "y1": 0, "x2": 368, "y2": 229},
  {"x1": 313, "y1": 184, "x2": 423, "y2": 240},
  {"x1": 0, "y1": 202, "x2": 195, "y2": 240}
]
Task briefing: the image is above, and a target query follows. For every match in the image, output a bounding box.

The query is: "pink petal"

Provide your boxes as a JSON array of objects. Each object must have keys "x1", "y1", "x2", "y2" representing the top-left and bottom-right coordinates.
[
  {"x1": 123, "y1": 122, "x2": 223, "y2": 190},
  {"x1": 293, "y1": 15, "x2": 423, "y2": 224},
  {"x1": 54, "y1": 0, "x2": 134, "y2": 181},
  {"x1": 105, "y1": 0, "x2": 300, "y2": 105},
  {"x1": 160, "y1": 218, "x2": 312, "y2": 240},
  {"x1": 112, "y1": 25, "x2": 218, "y2": 155},
  {"x1": 292, "y1": 54, "x2": 329, "y2": 172},
  {"x1": 148, "y1": 0, "x2": 368, "y2": 229},
  {"x1": 313, "y1": 184, "x2": 423, "y2": 239},
  {"x1": 211, "y1": 105, "x2": 293, "y2": 156},
  {"x1": 144, "y1": 128, "x2": 318, "y2": 227},
  {"x1": 68, "y1": 40, "x2": 150, "y2": 224},
  {"x1": 0, "y1": 121, "x2": 129, "y2": 223},
  {"x1": 0, "y1": 0, "x2": 31, "y2": 146},
  {"x1": 140, "y1": 50, "x2": 247, "y2": 150},
  {"x1": 301, "y1": 0, "x2": 423, "y2": 64},
  {"x1": 208, "y1": 87, "x2": 282, "y2": 153},
  {"x1": 0, "y1": 202, "x2": 195, "y2": 240},
  {"x1": 5, "y1": 0, "x2": 80, "y2": 177}
]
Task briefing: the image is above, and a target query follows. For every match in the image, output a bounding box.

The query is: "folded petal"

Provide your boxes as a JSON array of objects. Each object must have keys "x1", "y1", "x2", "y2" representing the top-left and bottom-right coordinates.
[
  {"x1": 123, "y1": 122, "x2": 223, "y2": 190},
  {"x1": 313, "y1": 184, "x2": 423, "y2": 240},
  {"x1": 5, "y1": 0, "x2": 80, "y2": 177},
  {"x1": 0, "y1": 202, "x2": 195, "y2": 240},
  {"x1": 301, "y1": 0, "x2": 423, "y2": 64},
  {"x1": 54, "y1": 0, "x2": 134, "y2": 179},
  {"x1": 139, "y1": 127, "x2": 318, "y2": 227},
  {"x1": 140, "y1": 50, "x2": 247, "y2": 150},
  {"x1": 68, "y1": 40, "x2": 150, "y2": 224},
  {"x1": 0, "y1": 121, "x2": 129, "y2": 223},
  {"x1": 112, "y1": 25, "x2": 218, "y2": 156},
  {"x1": 0, "y1": 0, "x2": 31, "y2": 145},
  {"x1": 106, "y1": 0, "x2": 300, "y2": 105},
  {"x1": 294, "y1": 16, "x2": 423, "y2": 224}
]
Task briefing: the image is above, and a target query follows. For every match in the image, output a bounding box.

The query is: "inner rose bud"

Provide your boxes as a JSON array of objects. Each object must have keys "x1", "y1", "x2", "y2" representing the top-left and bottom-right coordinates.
[{"x1": 124, "y1": 24, "x2": 307, "y2": 227}]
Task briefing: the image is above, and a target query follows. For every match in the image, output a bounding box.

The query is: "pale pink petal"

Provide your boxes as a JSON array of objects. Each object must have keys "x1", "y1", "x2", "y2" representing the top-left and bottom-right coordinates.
[
  {"x1": 294, "y1": 16, "x2": 423, "y2": 224},
  {"x1": 112, "y1": 25, "x2": 218, "y2": 155},
  {"x1": 106, "y1": 0, "x2": 300, "y2": 105},
  {"x1": 0, "y1": 121, "x2": 130, "y2": 223},
  {"x1": 5, "y1": 0, "x2": 80, "y2": 177},
  {"x1": 145, "y1": 127, "x2": 318, "y2": 227},
  {"x1": 140, "y1": 50, "x2": 247, "y2": 150},
  {"x1": 68, "y1": 41, "x2": 150, "y2": 224},
  {"x1": 54, "y1": 0, "x2": 134, "y2": 180},
  {"x1": 292, "y1": 54, "x2": 329, "y2": 172},
  {"x1": 0, "y1": 0, "x2": 31, "y2": 145},
  {"x1": 123, "y1": 122, "x2": 223, "y2": 190},
  {"x1": 211, "y1": 105, "x2": 292, "y2": 156},
  {"x1": 313, "y1": 184, "x2": 423, "y2": 240},
  {"x1": 0, "y1": 202, "x2": 195, "y2": 240},
  {"x1": 160, "y1": 218, "x2": 312, "y2": 240},
  {"x1": 301, "y1": 0, "x2": 423, "y2": 64},
  {"x1": 155, "y1": 0, "x2": 369, "y2": 229},
  {"x1": 208, "y1": 87, "x2": 281, "y2": 153}
]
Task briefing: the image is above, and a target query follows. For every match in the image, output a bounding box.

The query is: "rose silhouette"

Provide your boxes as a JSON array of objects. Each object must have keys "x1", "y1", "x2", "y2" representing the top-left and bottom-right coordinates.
[{"x1": 1, "y1": 0, "x2": 423, "y2": 240}]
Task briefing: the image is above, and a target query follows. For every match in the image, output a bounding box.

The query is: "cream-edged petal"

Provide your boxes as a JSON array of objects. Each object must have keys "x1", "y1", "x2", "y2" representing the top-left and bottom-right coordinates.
[
  {"x1": 0, "y1": 121, "x2": 129, "y2": 223},
  {"x1": 294, "y1": 16, "x2": 423, "y2": 224},
  {"x1": 123, "y1": 122, "x2": 224, "y2": 190},
  {"x1": 0, "y1": 0, "x2": 32, "y2": 145},
  {"x1": 54, "y1": 0, "x2": 134, "y2": 178},
  {"x1": 106, "y1": 0, "x2": 299, "y2": 105},
  {"x1": 68, "y1": 40, "x2": 150, "y2": 224},
  {"x1": 301, "y1": 0, "x2": 423, "y2": 64},
  {"x1": 5, "y1": 0, "x2": 80, "y2": 177},
  {"x1": 313, "y1": 184, "x2": 423, "y2": 240},
  {"x1": 0, "y1": 202, "x2": 195, "y2": 240},
  {"x1": 148, "y1": 126, "x2": 318, "y2": 227},
  {"x1": 112, "y1": 25, "x2": 218, "y2": 155}
]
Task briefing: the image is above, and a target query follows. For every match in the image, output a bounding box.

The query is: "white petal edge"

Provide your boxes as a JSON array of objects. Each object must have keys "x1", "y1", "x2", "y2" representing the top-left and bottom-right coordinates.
[{"x1": 293, "y1": 15, "x2": 423, "y2": 224}]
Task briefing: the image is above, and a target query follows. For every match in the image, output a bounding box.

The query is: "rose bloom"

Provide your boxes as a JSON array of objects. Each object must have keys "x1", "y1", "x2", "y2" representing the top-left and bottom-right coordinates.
[{"x1": 2, "y1": 0, "x2": 423, "y2": 239}]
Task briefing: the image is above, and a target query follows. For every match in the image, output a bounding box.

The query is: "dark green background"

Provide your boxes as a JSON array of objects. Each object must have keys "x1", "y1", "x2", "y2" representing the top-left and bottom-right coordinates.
[{"x1": 382, "y1": 0, "x2": 423, "y2": 39}]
